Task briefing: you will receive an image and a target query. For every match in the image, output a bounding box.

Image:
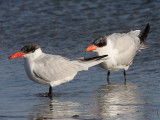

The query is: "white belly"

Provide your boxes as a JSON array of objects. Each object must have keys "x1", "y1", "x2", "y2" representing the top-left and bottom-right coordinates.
[
  {"x1": 99, "y1": 59, "x2": 130, "y2": 71},
  {"x1": 50, "y1": 75, "x2": 76, "y2": 87}
]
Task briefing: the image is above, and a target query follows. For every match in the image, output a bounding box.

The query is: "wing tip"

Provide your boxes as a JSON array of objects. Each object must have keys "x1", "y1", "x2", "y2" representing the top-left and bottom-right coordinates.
[
  {"x1": 139, "y1": 23, "x2": 150, "y2": 43},
  {"x1": 81, "y1": 55, "x2": 108, "y2": 61}
]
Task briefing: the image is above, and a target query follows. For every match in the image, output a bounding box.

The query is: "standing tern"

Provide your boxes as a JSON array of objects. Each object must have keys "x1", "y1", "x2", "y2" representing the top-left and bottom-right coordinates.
[
  {"x1": 8, "y1": 43, "x2": 107, "y2": 98},
  {"x1": 86, "y1": 23, "x2": 150, "y2": 84}
]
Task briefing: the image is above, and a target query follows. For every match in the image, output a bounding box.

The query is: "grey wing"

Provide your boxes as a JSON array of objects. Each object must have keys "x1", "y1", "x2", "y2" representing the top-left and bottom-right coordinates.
[{"x1": 33, "y1": 55, "x2": 81, "y2": 82}]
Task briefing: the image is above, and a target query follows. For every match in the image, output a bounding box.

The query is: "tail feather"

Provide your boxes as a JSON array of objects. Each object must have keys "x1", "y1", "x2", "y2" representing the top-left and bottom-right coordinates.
[{"x1": 139, "y1": 23, "x2": 150, "y2": 43}]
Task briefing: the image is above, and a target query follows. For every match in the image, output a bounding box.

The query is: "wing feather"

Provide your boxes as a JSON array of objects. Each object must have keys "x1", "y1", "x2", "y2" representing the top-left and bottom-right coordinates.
[{"x1": 33, "y1": 54, "x2": 80, "y2": 83}]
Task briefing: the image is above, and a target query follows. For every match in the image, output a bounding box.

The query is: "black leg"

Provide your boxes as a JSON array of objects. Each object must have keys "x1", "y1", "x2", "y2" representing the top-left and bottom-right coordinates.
[
  {"x1": 123, "y1": 70, "x2": 127, "y2": 84},
  {"x1": 107, "y1": 71, "x2": 110, "y2": 84},
  {"x1": 48, "y1": 85, "x2": 53, "y2": 98}
]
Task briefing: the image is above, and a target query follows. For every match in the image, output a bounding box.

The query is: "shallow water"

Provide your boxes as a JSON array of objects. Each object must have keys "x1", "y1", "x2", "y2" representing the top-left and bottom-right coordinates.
[{"x1": 0, "y1": 0, "x2": 160, "y2": 120}]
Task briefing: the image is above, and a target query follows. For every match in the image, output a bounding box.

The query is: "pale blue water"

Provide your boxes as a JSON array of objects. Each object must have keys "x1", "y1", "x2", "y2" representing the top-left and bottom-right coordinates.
[{"x1": 0, "y1": 0, "x2": 160, "y2": 120}]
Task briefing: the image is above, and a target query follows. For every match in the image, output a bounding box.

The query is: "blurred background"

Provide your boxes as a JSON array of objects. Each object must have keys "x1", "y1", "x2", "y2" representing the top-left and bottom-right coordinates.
[{"x1": 0, "y1": 0, "x2": 159, "y2": 120}]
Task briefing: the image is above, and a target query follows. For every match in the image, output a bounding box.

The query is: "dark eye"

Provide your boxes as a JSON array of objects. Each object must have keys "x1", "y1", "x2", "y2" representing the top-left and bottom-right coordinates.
[{"x1": 32, "y1": 49, "x2": 35, "y2": 52}]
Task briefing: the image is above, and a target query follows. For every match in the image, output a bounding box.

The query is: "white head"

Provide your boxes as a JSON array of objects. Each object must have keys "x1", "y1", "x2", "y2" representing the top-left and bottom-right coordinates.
[{"x1": 8, "y1": 43, "x2": 42, "y2": 60}]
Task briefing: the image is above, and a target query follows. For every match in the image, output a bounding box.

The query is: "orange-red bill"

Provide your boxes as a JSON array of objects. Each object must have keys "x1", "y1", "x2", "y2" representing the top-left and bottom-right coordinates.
[
  {"x1": 85, "y1": 45, "x2": 99, "y2": 51},
  {"x1": 7, "y1": 51, "x2": 25, "y2": 60}
]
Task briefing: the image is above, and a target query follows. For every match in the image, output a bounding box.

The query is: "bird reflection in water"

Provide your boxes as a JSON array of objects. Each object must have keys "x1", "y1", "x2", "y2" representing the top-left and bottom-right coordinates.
[
  {"x1": 32, "y1": 99, "x2": 81, "y2": 120},
  {"x1": 96, "y1": 83, "x2": 146, "y2": 120}
]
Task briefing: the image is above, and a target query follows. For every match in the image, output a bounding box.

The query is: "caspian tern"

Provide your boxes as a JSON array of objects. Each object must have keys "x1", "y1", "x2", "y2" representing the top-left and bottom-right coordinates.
[
  {"x1": 8, "y1": 43, "x2": 107, "y2": 98},
  {"x1": 86, "y1": 23, "x2": 150, "y2": 84}
]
